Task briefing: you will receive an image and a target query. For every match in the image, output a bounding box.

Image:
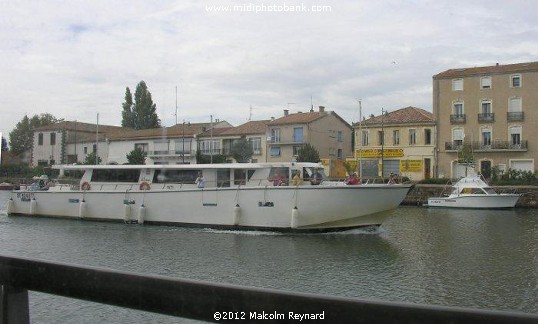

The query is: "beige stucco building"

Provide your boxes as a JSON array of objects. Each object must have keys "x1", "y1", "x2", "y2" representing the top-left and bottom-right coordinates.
[
  {"x1": 433, "y1": 61, "x2": 538, "y2": 179},
  {"x1": 353, "y1": 107, "x2": 435, "y2": 181},
  {"x1": 267, "y1": 106, "x2": 352, "y2": 162}
]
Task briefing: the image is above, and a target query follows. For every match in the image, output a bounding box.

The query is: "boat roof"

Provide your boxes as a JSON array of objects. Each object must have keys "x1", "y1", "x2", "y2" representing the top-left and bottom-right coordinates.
[
  {"x1": 453, "y1": 176, "x2": 489, "y2": 188},
  {"x1": 53, "y1": 162, "x2": 323, "y2": 171}
]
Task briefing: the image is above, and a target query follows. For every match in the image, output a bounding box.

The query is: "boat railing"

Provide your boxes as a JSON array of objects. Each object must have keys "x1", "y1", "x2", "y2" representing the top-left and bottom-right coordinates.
[
  {"x1": 440, "y1": 179, "x2": 454, "y2": 197},
  {"x1": 1, "y1": 255, "x2": 537, "y2": 324}
]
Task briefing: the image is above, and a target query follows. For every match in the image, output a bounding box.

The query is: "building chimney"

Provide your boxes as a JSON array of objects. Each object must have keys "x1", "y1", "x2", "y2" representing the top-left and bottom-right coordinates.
[
  {"x1": 319, "y1": 106, "x2": 325, "y2": 112},
  {"x1": 284, "y1": 109, "x2": 289, "y2": 116}
]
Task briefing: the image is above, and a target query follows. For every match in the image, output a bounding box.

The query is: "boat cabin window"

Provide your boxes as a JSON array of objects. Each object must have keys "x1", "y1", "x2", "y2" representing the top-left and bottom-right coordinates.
[
  {"x1": 234, "y1": 169, "x2": 255, "y2": 185},
  {"x1": 268, "y1": 167, "x2": 289, "y2": 186},
  {"x1": 484, "y1": 188, "x2": 497, "y2": 194},
  {"x1": 91, "y1": 169, "x2": 140, "y2": 182},
  {"x1": 471, "y1": 188, "x2": 485, "y2": 194},
  {"x1": 303, "y1": 167, "x2": 326, "y2": 182},
  {"x1": 217, "y1": 169, "x2": 230, "y2": 188},
  {"x1": 461, "y1": 188, "x2": 486, "y2": 195},
  {"x1": 153, "y1": 169, "x2": 199, "y2": 184}
]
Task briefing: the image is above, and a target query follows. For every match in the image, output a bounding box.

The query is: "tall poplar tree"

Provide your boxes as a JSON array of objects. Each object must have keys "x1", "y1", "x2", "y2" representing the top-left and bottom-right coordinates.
[
  {"x1": 121, "y1": 81, "x2": 160, "y2": 129},
  {"x1": 121, "y1": 87, "x2": 134, "y2": 128}
]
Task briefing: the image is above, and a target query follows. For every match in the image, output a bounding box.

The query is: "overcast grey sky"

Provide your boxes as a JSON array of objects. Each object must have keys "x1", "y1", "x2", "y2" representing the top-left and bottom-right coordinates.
[{"x1": 1, "y1": 0, "x2": 537, "y2": 138}]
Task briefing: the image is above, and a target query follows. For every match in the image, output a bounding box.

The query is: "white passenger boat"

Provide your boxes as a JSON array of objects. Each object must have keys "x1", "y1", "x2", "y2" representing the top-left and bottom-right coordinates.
[
  {"x1": 6, "y1": 162, "x2": 412, "y2": 232},
  {"x1": 427, "y1": 175, "x2": 520, "y2": 209}
]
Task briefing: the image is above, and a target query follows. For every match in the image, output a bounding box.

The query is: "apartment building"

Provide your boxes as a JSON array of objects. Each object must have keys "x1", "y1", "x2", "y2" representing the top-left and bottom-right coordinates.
[
  {"x1": 31, "y1": 107, "x2": 353, "y2": 166},
  {"x1": 354, "y1": 107, "x2": 435, "y2": 180},
  {"x1": 31, "y1": 121, "x2": 232, "y2": 166},
  {"x1": 32, "y1": 121, "x2": 124, "y2": 166},
  {"x1": 197, "y1": 120, "x2": 270, "y2": 163},
  {"x1": 267, "y1": 106, "x2": 352, "y2": 162},
  {"x1": 433, "y1": 62, "x2": 538, "y2": 179},
  {"x1": 106, "y1": 121, "x2": 231, "y2": 165}
]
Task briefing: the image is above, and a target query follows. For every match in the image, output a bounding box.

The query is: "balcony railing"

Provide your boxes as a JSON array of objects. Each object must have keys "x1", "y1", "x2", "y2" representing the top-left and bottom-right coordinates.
[
  {"x1": 147, "y1": 150, "x2": 194, "y2": 156},
  {"x1": 199, "y1": 149, "x2": 223, "y2": 155},
  {"x1": 445, "y1": 140, "x2": 527, "y2": 152},
  {"x1": 507, "y1": 112, "x2": 524, "y2": 121},
  {"x1": 478, "y1": 113, "x2": 495, "y2": 123},
  {"x1": 450, "y1": 114, "x2": 466, "y2": 124},
  {"x1": 2, "y1": 255, "x2": 537, "y2": 323}
]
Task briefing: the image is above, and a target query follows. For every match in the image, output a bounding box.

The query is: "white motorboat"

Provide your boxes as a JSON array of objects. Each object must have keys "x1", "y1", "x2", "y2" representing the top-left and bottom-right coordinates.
[
  {"x1": 427, "y1": 175, "x2": 520, "y2": 209},
  {"x1": 6, "y1": 162, "x2": 412, "y2": 232}
]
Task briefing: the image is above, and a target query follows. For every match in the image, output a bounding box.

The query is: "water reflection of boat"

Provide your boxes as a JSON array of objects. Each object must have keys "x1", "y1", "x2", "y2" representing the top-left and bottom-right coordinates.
[
  {"x1": 7, "y1": 162, "x2": 412, "y2": 232},
  {"x1": 427, "y1": 175, "x2": 520, "y2": 209}
]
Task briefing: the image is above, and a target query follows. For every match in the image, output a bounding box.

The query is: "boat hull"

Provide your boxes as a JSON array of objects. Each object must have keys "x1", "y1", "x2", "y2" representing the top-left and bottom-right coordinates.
[
  {"x1": 427, "y1": 194, "x2": 520, "y2": 209},
  {"x1": 8, "y1": 185, "x2": 411, "y2": 232}
]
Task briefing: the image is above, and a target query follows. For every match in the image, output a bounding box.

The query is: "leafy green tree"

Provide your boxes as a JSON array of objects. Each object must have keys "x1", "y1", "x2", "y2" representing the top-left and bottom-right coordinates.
[
  {"x1": 121, "y1": 81, "x2": 160, "y2": 129},
  {"x1": 457, "y1": 143, "x2": 474, "y2": 163},
  {"x1": 231, "y1": 138, "x2": 253, "y2": 163},
  {"x1": 83, "y1": 152, "x2": 102, "y2": 165},
  {"x1": 121, "y1": 87, "x2": 134, "y2": 128},
  {"x1": 9, "y1": 113, "x2": 62, "y2": 154},
  {"x1": 126, "y1": 148, "x2": 146, "y2": 165},
  {"x1": 195, "y1": 150, "x2": 227, "y2": 164},
  {"x1": 296, "y1": 143, "x2": 320, "y2": 162}
]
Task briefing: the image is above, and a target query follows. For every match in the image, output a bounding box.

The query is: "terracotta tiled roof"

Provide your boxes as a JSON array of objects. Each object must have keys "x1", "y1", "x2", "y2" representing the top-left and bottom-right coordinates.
[
  {"x1": 34, "y1": 121, "x2": 125, "y2": 133},
  {"x1": 270, "y1": 111, "x2": 328, "y2": 125},
  {"x1": 434, "y1": 61, "x2": 538, "y2": 79},
  {"x1": 108, "y1": 123, "x2": 213, "y2": 140},
  {"x1": 360, "y1": 107, "x2": 433, "y2": 126},
  {"x1": 197, "y1": 127, "x2": 235, "y2": 137},
  {"x1": 219, "y1": 120, "x2": 270, "y2": 136}
]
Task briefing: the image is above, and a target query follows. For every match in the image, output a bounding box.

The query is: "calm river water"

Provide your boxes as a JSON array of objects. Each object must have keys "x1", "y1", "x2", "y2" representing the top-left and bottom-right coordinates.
[{"x1": 0, "y1": 191, "x2": 537, "y2": 323}]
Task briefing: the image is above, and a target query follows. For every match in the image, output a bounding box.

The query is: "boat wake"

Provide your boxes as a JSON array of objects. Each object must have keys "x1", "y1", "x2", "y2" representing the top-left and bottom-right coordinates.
[
  {"x1": 200, "y1": 225, "x2": 384, "y2": 236},
  {"x1": 320, "y1": 225, "x2": 385, "y2": 235},
  {"x1": 200, "y1": 228, "x2": 284, "y2": 236}
]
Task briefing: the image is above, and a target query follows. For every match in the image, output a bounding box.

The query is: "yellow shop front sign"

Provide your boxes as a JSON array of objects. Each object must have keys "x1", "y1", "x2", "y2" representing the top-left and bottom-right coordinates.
[
  {"x1": 400, "y1": 159, "x2": 423, "y2": 172},
  {"x1": 355, "y1": 148, "x2": 404, "y2": 158}
]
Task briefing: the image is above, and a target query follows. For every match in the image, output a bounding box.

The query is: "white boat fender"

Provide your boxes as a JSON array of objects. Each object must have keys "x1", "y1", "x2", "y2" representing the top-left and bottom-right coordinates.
[
  {"x1": 291, "y1": 207, "x2": 299, "y2": 228},
  {"x1": 30, "y1": 198, "x2": 37, "y2": 215},
  {"x1": 123, "y1": 203, "x2": 131, "y2": 223},
  {"x1": 79, "y1": 200, "x2": 86, "y2": 218},
  {"x1": 6, "y1": 198, "x2": 14, "y2": 215},
  {"x1": 138, "y1": 204, "x2": 146, "y2": 224},
  {"x1": 233, "y1": 204, "x2": 241, "y2": 225}
]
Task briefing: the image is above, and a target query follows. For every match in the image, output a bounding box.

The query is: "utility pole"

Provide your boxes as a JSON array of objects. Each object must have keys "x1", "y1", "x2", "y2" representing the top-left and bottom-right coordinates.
[
  {"x1": 380, "y1": 108, "x2": 385, "y2": 177},
  {"x1": 95, "y1": 113, "x2": 99, "y2": 165},
  {"x1": 357, "y1": 99, "x2": 363, "y2": 179},
  {"x1": 210, "y1": 115, "x2": 213, "y2": 164}
]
